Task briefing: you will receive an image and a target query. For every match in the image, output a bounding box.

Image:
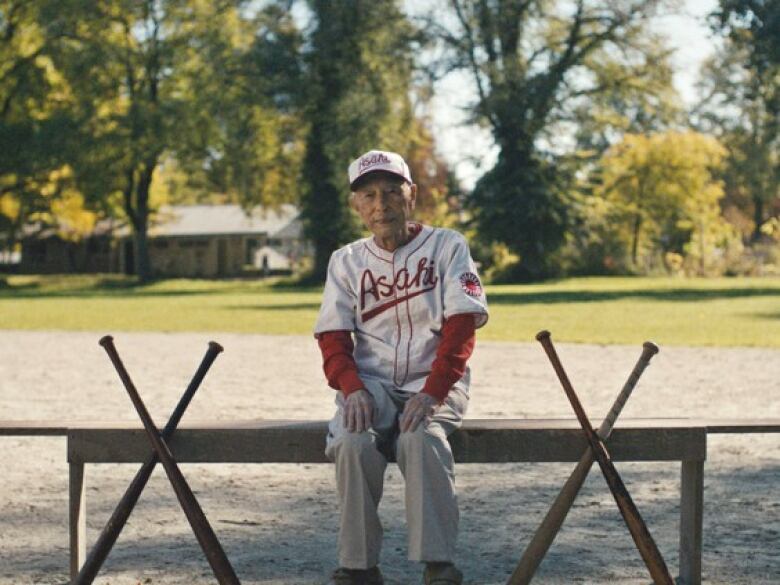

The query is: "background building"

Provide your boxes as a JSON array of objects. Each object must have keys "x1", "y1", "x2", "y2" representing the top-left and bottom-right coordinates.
[{"x1": 20, "y1": 204, "x2": 310, "y2": 278}]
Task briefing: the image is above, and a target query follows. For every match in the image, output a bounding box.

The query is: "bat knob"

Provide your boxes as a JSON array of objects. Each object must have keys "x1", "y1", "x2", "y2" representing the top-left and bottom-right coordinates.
[
  {"x1": 642, "y1": 341, "x2": 660, "y2": 355},
  {"x1": 208, "y1": 341, "x2": 224, "y2": 354},
  {"x1": 99, "y1": 335, "x2": 114, "y2": 348},
  {"x1": 535, "y1": 330, "x2": 551, "y2": 342}
]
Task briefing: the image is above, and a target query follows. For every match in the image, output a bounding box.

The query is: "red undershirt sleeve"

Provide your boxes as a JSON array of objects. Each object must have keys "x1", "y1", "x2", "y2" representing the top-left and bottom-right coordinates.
[
  {"x1": 422, "y1": 313, "x2": 477, "y2": 403},
  {"x1": 317, "y1": 331, "x2": 365, "y2": 397}
]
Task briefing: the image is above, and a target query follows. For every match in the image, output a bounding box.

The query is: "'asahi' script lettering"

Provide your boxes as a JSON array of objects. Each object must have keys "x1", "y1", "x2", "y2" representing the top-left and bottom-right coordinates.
[
  {"x1": 359, "y1": 153, "x2": 391, "y2": 171},
  {"x1": 360, "y1": 258, "x2": 438, "y2": 322}
]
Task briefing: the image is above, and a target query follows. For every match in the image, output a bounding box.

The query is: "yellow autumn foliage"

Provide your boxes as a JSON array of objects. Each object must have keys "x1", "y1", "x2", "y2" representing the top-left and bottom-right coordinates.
[
  {"x1": 0, "y1": 193, "x2": 21, "y2": 222},
  {"x1": 49, "y1": 189, "x2": 98, "y2": 242},
  {"x1": 595, "y1": 130, "x2": 739, "y2": 274}
]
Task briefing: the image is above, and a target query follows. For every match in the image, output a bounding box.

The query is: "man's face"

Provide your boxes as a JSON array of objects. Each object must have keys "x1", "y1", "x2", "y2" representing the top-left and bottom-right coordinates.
[{"x1": 350, "y1": 172, "x2": 417, "y2": 239}]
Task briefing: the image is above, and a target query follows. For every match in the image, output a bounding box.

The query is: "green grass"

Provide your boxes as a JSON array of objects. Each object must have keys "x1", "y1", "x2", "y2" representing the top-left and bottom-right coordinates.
[{"x1": 1, "y1": 274, "x2": 779, "y2": 347}]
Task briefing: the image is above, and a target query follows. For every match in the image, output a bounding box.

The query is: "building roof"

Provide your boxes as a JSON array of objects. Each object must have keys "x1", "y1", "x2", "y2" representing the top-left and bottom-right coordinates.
[{"x1": 149, "y1": 204, "x2": 301, "y2": 238}]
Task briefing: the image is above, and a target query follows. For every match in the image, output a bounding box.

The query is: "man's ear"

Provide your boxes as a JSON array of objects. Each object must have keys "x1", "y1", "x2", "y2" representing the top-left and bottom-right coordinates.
[
  {"x1": 408, "y1": 183, "x2": 418, "y2": 210},
  {"x1": 349, "y1": 192, "x2": 358, "y2": 211}
]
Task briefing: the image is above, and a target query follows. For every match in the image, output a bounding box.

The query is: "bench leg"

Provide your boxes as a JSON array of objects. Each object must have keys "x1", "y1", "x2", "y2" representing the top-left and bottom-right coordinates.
[
  {"x1": 679, "y1": 459, "x2": 703, "y2": 585},
  {"x1": 70, "y1": 462, "x2": 86, "y2": 582}
]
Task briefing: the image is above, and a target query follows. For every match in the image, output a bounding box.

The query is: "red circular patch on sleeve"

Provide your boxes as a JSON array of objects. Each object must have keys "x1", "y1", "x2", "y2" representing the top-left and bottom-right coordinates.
[{"x1": 459, "y1": 272, "x2": 483, "y2": 297}]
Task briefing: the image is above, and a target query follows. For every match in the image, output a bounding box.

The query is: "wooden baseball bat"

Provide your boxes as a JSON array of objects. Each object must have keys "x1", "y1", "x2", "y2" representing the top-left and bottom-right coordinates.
[
  {"x1": 75, "y1": 340, "x2": 223, "y2": 584},
  {"x1": 99, "y1": 336, "x2": 241, "y2": 585},
  {"x1": 534, "y1": 331, "x2": 674, "y2": 585},
  {"x1": 508, "y1": 341, "x2": 659, "y2": 584}
]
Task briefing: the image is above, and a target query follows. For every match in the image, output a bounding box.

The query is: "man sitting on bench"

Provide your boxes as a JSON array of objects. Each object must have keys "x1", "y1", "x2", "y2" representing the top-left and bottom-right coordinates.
[{"x1": 314, "y1": 150, "x2": 489, "y2": 585}]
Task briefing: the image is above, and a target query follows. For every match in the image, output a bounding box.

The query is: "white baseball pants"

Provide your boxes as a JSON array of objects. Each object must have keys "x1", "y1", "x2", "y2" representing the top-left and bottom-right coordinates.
[{"x1": 324, "y1": 379, "x2": 469, "y2": 569}]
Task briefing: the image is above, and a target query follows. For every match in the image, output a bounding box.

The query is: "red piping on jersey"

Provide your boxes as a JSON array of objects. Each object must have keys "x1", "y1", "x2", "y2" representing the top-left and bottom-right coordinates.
[
  {"x1": 391, "y1": 253, "x2": 402, "y2": 386},
  {"x1": 405, "y1": 226, "x2": 435, "y2": 258},
  {"x1": 400, "y1": 227, "x2": 436, "y2": 385},
  {"x1": 363, "y1": 222, "x2": 424, "y2": 264},
  {"x1": 363, "y1": 243, "x2": 392, "y2": 264}
]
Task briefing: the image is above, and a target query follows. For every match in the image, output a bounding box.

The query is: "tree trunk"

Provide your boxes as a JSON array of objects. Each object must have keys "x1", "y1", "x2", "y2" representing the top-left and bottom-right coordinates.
[
  {"x1": 300, "y1": 117, "x2": 357, "y2": 283},
  {"x1": 133, "y1": 225, "x2": 150, "y2": 282},
  {"x1": 631, "y1": 213, "x2": 642, "y2": 266},
  {"x1": 133, "y1": 159, "x2": 156, "y2": 282},
  {"x1": 751, "y1": 195, "x2": 765, "y2": 243}
]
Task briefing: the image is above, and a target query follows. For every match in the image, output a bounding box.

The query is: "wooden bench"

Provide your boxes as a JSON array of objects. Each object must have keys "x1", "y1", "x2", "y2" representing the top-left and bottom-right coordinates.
[{"x1": 4, "y1": 418, "x2": 780, "y2": 585}]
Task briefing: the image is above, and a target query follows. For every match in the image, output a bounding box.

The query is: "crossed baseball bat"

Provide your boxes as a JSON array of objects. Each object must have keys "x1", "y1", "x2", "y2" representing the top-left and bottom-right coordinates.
[
  {"x1": 508, "y1": 331, "x2": 674, "y2": 584},
  {"x1": 74, "y1": 336, "x2": 240, "y2": 584}
]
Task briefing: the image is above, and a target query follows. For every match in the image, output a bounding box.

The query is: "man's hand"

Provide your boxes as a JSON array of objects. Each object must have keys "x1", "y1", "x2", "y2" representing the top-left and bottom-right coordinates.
[
  {"x1": 343, "y1": 389, "x2": 375, "y2": 433},
  {"x1": 400, "y1": 392, "x2": 438, "y2": 433}
]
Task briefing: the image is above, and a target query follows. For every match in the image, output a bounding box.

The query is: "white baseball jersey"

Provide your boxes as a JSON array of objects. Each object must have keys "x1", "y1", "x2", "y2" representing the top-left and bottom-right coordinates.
[{"x1": 314, "y1": 223, "x2": 488, "y2": 394}]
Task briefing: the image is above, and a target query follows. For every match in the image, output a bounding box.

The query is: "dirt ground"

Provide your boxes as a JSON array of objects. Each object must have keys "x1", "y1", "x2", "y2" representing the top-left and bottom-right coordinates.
[{"x1": 0, "y1": 330, "x2": 778, "y2": 584}]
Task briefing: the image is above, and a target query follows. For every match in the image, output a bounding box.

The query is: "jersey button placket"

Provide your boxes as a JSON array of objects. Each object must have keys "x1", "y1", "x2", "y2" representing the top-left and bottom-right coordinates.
[{"x1": 390, "y1": 252, "x2": 401, "y2": 387}]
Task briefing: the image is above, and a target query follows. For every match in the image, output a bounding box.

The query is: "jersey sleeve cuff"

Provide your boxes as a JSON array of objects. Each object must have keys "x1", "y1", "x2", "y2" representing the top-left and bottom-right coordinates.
[
  {"x1": 422, "y1": 380, "x2": 450, "y2": 403},
  {"x1": 337, "y1": 369, "x2": 365, "y2": 396}
]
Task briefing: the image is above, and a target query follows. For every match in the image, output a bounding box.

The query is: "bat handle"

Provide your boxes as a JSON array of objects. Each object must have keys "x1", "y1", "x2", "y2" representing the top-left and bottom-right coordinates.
[
  {"x1": 599, "y1": 341, "x2": 659, "y2": 438},
  {"x1": 162, "y1": 341, "x2": 223, "y2": 437},
  {"x1": 99, "y1": 335, "x2": 160, "y2": 441},
  {"x1": 535, "y1": 330, "x2": 596, "y2": 436}
]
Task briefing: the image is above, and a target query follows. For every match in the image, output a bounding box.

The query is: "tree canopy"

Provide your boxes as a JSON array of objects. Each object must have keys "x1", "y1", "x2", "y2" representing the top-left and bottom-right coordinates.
[
  {"x1": 1, "y1": 0, "x2": 775, "y2": 282},
  {"x1": 591, "y1": 131, "x2": 732, "y2": 275},
  {"x1": 431, "y1": 0, "x2": 679, "y2": 280}
]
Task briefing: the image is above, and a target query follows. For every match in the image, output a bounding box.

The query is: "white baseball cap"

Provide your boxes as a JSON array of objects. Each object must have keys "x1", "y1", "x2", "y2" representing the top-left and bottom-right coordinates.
[{"x1": 348, "y1": 150, "x2": 412, "y2": 189}]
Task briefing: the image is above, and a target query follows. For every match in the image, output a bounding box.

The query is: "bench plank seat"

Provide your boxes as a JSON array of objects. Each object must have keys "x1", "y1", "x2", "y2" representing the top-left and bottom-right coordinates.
[
  {"x1": 4, "y1": 417, "x2": 779, "y2": 436},
  {"x1": 66, "y1": 419, "x2": 707, "y2": 464}
]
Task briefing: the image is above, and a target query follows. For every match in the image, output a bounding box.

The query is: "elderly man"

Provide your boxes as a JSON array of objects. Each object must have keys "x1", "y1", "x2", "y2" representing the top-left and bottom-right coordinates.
[{"x1": 314, "y1": 150, "x2": 488, "y2": 585}]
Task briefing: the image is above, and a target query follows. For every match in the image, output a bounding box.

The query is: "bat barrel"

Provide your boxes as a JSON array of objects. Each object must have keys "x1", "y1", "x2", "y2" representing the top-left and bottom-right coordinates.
[{"x1": 162, "y1": 341, "x2": 223, "y2": 437}]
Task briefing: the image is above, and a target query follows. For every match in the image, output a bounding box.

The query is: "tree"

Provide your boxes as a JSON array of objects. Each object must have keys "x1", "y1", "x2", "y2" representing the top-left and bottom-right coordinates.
[
  {"x1": 432, "y1": 0, "x2": 676, "y2": 280},
  {"x1": 32, "y1": 0, "x2": 204, "y2": 280},
  {"x1": 696, "y1": 41, "x2": 779, "y2": 242},
  {"x1": 34, "y1": 0, "x2": 301, "y2": 281},
  {"x1": 593, "y1": 131, "x2": 731, "y2": 274},
  {"x1": 700, "y1": 1, "x2": 780, "y2": 242},
  {"x1": 173, "y1": 2, "x2": 305, "y2": 211},
  {"x1": 0, "y1": 0, "x2": 82, "y2": 258},
  {"x1": 300, "y1": 0, "x2": 419, "y2": 281}
]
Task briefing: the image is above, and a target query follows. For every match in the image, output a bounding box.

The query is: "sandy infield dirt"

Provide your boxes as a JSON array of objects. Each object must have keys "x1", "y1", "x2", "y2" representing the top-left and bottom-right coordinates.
[{"x1": 0, "y1": 330, "x2": 778, "y2": 584}]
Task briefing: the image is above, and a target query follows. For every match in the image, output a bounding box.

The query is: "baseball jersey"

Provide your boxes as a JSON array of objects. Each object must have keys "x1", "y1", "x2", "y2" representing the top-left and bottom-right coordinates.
[{"x1": 313, "y1": 223, "x2": 488, "y2": 395}]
